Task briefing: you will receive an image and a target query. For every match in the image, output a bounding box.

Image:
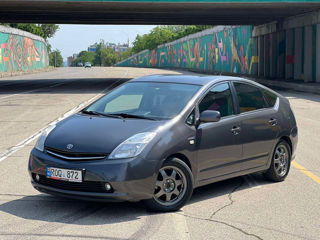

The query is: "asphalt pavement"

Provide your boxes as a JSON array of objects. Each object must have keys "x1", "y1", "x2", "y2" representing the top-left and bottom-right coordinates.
[{"x1": 0, "y1": 67, "x2": 319, "y2": 240}]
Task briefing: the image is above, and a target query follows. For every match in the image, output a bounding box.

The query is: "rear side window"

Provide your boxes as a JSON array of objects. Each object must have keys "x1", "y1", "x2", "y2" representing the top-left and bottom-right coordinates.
[
  {"x1": 233, "y1": 82, "x2": 267, "y2": 113},
  {"x1": 199, "y1": 82, "x2": 234, "y2": 117},
  {"x1": 262, "y1": 89, "x2": 278, "y2": 107}
]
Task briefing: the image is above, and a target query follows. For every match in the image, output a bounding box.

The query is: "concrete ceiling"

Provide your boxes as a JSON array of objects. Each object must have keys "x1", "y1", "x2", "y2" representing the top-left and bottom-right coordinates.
[{"x1": 1, "y1": 1, "x2": 320, "y2": 25}]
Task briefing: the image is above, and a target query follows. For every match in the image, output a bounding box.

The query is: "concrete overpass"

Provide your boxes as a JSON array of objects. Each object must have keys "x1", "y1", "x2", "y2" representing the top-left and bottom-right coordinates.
[
  {"x1": 2, "y1": 0, "x2": 320, "y2": 82},
  {"x1": 1, "y1": 0, "x2": 320, "y2": 25}
]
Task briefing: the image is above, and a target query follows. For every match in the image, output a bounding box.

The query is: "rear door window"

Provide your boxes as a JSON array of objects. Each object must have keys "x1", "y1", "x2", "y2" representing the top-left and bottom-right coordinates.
[
  {"x1": 233, "y1": 82, "x2": 267, "y2": 113},
  {"x1": 262, "y1": 89, "x2": 278, "y2": 107}
]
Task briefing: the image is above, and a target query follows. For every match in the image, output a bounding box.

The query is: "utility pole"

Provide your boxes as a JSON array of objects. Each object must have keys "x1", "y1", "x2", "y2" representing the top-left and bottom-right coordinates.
[{"x1": 55, "y1": 51, "x2": 57, "y2": 68}]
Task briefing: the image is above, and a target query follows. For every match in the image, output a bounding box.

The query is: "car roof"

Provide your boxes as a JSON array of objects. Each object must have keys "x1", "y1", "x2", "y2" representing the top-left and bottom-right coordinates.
[{"x1": 130, "y1": 74, "x2": 246, "y2": 86}]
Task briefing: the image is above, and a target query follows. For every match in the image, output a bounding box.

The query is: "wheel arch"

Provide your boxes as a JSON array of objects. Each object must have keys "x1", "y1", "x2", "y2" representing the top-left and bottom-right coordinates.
[
  {"x1": 279, "y1": 136, "x2": 292, "y2": 155},
  {"x1": 165, "y1": 153, "x2": 192, "y2": 172}
]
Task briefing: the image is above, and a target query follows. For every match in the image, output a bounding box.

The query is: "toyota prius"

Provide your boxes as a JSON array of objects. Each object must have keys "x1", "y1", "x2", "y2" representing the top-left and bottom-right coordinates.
[{"x1": 28, "y1": 75, "x2": 298, "y2": 211}]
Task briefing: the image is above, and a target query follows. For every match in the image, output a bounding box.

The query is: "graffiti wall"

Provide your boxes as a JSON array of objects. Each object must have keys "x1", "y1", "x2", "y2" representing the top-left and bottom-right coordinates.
[
  {"x1": 117, "y1": 26, "x2": 258, "y2": 75},
  {"x1": 0, "y1": 28, "x2": 49, "y2": 73}
]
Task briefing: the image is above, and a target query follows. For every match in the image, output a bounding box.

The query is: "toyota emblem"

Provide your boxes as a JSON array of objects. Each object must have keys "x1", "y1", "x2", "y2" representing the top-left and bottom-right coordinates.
[{"x1": 66, "y1": 144, "x2": 74, "y2": 150}]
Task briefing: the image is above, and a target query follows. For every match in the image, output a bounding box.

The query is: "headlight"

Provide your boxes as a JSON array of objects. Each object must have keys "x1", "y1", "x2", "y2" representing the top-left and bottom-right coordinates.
[
  {"x1": 35, "y1": 125, "x2": 56, "y2": 152},
  {"x1": 109, "y1": 132, "x2": 156, "y2": 159}
]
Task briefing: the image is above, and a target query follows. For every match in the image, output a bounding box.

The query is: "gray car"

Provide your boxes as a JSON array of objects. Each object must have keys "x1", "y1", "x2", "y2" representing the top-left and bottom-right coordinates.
[{"x1": 28, "y1": 75, "x2": 298, "y2": 211}]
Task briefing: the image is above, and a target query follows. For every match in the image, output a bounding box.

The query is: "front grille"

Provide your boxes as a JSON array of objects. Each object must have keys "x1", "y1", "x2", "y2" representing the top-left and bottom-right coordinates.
[
  {"x1": 37, "y1": 175, "x2": 108, "y2": 193},
  {"x1": 45, "y1": 147, "x2": 108, "y2": 161}
]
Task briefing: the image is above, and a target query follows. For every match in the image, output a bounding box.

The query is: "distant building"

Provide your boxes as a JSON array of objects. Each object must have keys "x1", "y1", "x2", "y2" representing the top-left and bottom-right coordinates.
[
  {"x1": 88, "y1": 43, "x2": 98, "y2": 52},
  {"x1": 67, "y1": 56, "x2": 74, "y2": 67},
  {"x1": 114, "y1": 43, "x2": 129, "y2": 53},
  {"x1": 87, "y1": 41, "x2": 129, "y2": 53}
]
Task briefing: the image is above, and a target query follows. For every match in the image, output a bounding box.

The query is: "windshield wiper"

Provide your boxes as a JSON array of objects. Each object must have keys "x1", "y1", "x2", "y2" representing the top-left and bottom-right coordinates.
[
  {"x1": 81, "y1": 110, "x2": 122, "y2": 119},
  {"x1": 82, "y1": 110, "x2": 156, "y2": 120},
  {"x1": 81, "y1": 110, "x2": 99, "y2": 115},
  {"x1": 111, "y1": 113, "x2": 157, "y2": 121}
]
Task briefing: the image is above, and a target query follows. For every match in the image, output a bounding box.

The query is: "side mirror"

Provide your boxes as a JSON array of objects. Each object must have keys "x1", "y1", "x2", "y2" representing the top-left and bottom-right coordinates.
[{"x1": 199, "y1": 110, "x2": 221, "y2": 123}]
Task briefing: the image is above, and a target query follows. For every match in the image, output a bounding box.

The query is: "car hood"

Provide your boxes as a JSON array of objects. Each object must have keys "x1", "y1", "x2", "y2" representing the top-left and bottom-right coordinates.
[{"x1": 45, "y1": 113, "x2": 166, "y2": 154}]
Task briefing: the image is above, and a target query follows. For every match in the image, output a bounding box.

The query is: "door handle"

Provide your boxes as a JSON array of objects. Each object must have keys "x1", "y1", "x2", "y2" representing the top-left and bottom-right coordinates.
[
  {"x1": 269, "y1": 118, "x2": 277, "y2": 126},
  {"x1": 231, "y1": 126, "x2": 241, "y2": 135}
]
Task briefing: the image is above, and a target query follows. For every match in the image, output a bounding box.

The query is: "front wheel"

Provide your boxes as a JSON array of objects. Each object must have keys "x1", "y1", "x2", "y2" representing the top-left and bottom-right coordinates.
[
  {"x1": 264, "y1": 140, "x2": 291, "y2": 182},
  {"x1": 144, "y1": 158, "x2": 193, "y2": 212}
]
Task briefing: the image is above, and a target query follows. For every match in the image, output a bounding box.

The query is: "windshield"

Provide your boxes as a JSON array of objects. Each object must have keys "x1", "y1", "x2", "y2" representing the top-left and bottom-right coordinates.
[{"x1": 84, "y1": 82, "x2": 201, "y2": 120}]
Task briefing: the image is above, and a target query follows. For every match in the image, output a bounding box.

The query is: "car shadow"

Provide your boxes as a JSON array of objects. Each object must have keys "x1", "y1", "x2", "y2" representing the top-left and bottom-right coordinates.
[
  {"x1": 190, "y1": 173, "x2": 272, "y2": 204},
  {"x1": 0, "y1": 78, "x2": 131, "y2": 95},
  {"x1": 0, "y1": 193, "x2": 146, "y2": 225},
  {"x1": 0, "y1": 173, "x2": 273, "y2": 226}
]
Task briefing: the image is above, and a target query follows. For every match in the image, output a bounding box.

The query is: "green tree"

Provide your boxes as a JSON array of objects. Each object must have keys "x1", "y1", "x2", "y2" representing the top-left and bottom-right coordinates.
[
  {"x1": 72, "y1": 51, "x2": 95, "y2": 66},
  {"x1": 145, "y1": 26, "x2": 175, "y2": 50},
  {"x1": 130, "y1": 25, "x2": 213, "y2": 55},
  {"x1": 40, "y1": 24, "x2": 59, "y2": 40},
  {"x1": 175, "y1": 25, "x2": 212, "y2": 39},
  {"x1": 132, "y1": 34, "x2": 148, "y2": 54},
  {"x1": 1, "y1": 24, "x2": 59, "y2": 40},
  {"x1": 132, "y1": 26, "x2": 175, "y2": 53},
  {"x1": 101, "y1": 47, "x2": 119, "y2": 66},
  {"x1": 49, "y1": 50, "x2": 63, "y2": 67},
  {"x1": 120, "y1": 48, "x2": 133, "y2": 61},
  {"x1": 93, "y1": 42, "x2": 104, "y2": 66}
]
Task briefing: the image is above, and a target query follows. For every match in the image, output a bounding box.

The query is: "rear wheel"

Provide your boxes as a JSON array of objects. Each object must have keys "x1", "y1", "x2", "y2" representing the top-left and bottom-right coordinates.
[
  {"x1": 264, "y1": 140, "x2": 291, "y2": 182},
  {"x1": 144, "y1": 158, "x2": 193, "y2": 212}
]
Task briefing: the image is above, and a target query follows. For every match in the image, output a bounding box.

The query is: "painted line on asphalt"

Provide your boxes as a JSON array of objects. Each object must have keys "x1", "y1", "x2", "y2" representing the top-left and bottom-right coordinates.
[
  {"x1": 292, "y1": 161, "x2": 320, "y2": 184},
  {"x1": 0, "y1": 71, "x2": 128, "y2": 163}
]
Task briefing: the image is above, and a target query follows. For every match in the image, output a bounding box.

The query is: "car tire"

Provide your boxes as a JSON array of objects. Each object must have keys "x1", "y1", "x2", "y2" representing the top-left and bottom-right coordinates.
[
  {"x1": 264, "y1": 140, "x2": 291, "y2": 182},
  {"x1": 144, "y1": 158, "x2": 193, "y2": 212}
]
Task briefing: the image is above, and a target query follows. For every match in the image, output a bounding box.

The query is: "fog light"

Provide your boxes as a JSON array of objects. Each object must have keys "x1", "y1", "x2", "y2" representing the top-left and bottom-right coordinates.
[
  {"x1": 35, "y1": 174, "x2": 40, "y2": 182},
  {"x1": 105, "y1": 183, "x2": 112, "y2": 191}
]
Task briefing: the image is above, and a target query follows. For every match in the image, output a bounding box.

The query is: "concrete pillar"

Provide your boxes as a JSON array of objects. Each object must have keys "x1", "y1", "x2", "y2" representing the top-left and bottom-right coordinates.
[
  {"x1": 277, "y1": 31, "x2": 285, "y2": 79},
  {"x1": 294, "y1": 27, "x2": 303, "y2": 80},
  {"x1": 258, "y1": 35, "x2": 264, "y2": 77},
  {"x1": 264, "y1": 34, "x2": 270, "y2": 78},
  {"x1": 304, "y1": 25, "x2": 313, "y2": 82},
  {"x1": 252, "y1": 37, "x2": 258, "y2": 76},
  {"x1": 316, "y1": 24, "x2": 320, "y2": 82},
  {"x1": 270, "y1": 32, "x2": 277, "y2": 79},
  {"x1": 285, "y1": 29, "x2": 294, "y2": 80}
]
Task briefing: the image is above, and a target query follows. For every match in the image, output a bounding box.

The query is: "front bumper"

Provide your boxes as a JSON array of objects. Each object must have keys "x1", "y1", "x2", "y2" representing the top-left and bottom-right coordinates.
[{"x1": 28, "y1": 148, "x2": 158, "y2": 202}]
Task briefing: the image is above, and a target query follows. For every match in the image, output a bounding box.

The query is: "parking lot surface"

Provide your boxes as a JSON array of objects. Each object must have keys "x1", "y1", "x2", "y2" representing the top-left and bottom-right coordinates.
[{"x1": 0, "y1": 67, "x2": 319, "y2": 240}]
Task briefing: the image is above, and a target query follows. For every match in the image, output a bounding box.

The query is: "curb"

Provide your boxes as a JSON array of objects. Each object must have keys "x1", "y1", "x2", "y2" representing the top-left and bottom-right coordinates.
[{"x1": 0, "y1": 66, "x2": 55, "y2": 78}]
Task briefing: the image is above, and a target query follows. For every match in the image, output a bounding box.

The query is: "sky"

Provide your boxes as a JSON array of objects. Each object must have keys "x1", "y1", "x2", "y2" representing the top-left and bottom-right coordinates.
[{"x1": 49, "y1": 25, "x2": 156, "y2": 61}]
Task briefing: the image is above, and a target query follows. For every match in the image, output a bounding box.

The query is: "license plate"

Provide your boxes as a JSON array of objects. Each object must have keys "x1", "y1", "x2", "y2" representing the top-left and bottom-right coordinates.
[{"x1": 46, "y1": 167, "x2": 82, "y2": 182}]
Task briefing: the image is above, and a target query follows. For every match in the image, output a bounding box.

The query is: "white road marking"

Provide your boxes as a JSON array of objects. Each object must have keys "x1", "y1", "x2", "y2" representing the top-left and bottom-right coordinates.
[{"x1": 0, "y1": 71, "x2": 128, "y2": 163}]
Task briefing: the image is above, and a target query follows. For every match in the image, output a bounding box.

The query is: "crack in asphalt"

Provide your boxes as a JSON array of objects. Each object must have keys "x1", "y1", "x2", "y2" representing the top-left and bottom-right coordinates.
[
  {"x1": 209, "y1": 177, "x2": 244, "y2": 219},
  {"x1": 175, "y1": 177, "x2": 263, "y2": 240},
  {"x1": 175, "y1": 212, "x2": 263, "y2": 240}
]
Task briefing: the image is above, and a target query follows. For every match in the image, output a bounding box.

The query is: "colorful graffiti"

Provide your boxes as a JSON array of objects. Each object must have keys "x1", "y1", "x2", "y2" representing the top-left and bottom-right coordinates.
[
  {"x1": 0, "y1": 32, "x2": 48, "y2": 72},
  {"x1": 117, "y1": 26, "x2": 258, "y2": 75}
]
